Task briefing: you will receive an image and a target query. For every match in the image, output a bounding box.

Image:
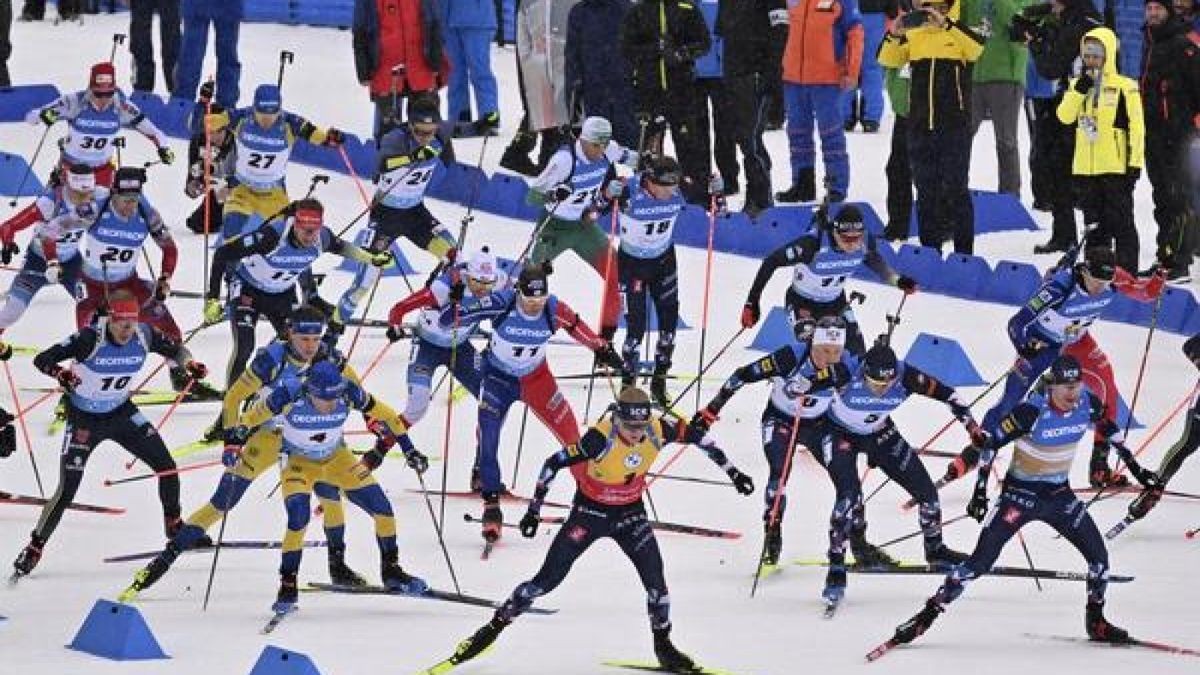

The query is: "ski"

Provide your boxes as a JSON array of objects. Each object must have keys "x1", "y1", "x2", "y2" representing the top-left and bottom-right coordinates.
[
  {"x1": 410, "y1": 489, "x2": 569, "y2": 509},
  {"x1": 260, "y1": 606, "x2": 297, "y2": 634},
  {"x1": 0, "y1": 490, "x2": 125, "y2": 515},
  {"x1": 1104, "y1": 514, "x2": 1137, "y2": 540},
  {"x1": 303, "y1": 581, "x2": 556, "y2": 615},
  {"x1": 463, "y1": 512, "x2": 742, "y2": 540},
  {"x1": 1022, "y1": 633, "x2": 1200, "y2": 658},
  {"x1": 170, "y1": 439, "x2": 220, "y2": 460},
  {"x1": 104, "y1": 540, "x2": 328, "y2": 563},
  {"x1": 133, "y1": 391, "x2": 222, "y2": 406},
  {"x1": 791, "y1": 559, "x2": 1134, "y2": 583},
  {"x1": 601, "y1": 659, "x2": 742, "y2": 674},
  {"x1": 865, "y1": 638, "x2": 901, "y2": 662}
]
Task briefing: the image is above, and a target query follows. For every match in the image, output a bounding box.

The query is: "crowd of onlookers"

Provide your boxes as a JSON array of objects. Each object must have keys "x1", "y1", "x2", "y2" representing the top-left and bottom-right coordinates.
[{"x1": 4, "y1": 0, "x2": 1199, "y2": 280}]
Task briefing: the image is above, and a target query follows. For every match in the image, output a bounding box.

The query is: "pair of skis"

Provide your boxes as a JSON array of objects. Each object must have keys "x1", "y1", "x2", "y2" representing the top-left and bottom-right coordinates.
[
  {"x1": 790, "y1": 558, "x2": 1135, "y2": 584},
  {"x1": 866, "y1": 632, "x2": 1200, "y2": 662}
]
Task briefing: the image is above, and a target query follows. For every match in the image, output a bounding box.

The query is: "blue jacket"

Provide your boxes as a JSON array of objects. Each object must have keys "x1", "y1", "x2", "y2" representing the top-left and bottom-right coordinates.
[
  {"x1": 442, "y1": 0, "x2": 498, "y2": 30},
  {"x1": 694, "y1": 0, "x2": 723, "y2": 79},
  {"x1": 1024, "y1": 57, "x2": 1056, "y2": 99},
  {"x1": 565, "y1": 0, "x2": 634, "y2": 95}
]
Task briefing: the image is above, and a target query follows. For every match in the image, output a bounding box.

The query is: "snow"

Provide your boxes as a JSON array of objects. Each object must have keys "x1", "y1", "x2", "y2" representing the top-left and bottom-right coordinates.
[{"x1": 1, "y1": 15, "x2": 1198, "y2": 675}]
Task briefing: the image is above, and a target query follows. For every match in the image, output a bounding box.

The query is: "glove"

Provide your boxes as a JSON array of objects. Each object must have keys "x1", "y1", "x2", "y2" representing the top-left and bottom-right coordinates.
[
  {"x1": 158, "y1": 146, "x2": 175, "y2": 165},
  {"x1": 966, "y1": 478, "x2": 989, "y2": 522},
  {"x1": 604, "y1": 178, "x2": 624, "y2": 200},
  {"x1": 1, "y1": 241, "x2": 18, "y2": 265},
  {"x1": 358, "y1": 436, "x2": 391, "y2": 474},
  {"x1": 519, "y1": 509, "x2": 540, "y2": 538},
  {"x1": 38, "y1": 108, "x2": 59, "y2": 126},
  {"x1": 203, "y1": 298, "x2": 224, "y2": 325},
  {"x1": 198, "y1": 80, "x2": 215, "y2": 104},
  {"x1": 369, "y1": 250, "x2": 394, "y2": 268},
  {"x1": 0, "y1": 342, "x2": 12, "y2": 361},
  {"x1": 43, "y1": 260, "x2": 61, "y2": 284},
  {"x1": 385, "y1": 324, "x2": 409, "y2": 343},
  {"x1": 154, "y1": 274, "x2": 171, "y2": 301},
  {"x1": 550, "y1": 183, "x2": 573, "y2": 202},
  {"x1": 687, "y1": 407, "x2": 718, "y2": 443},
  {"x1": 404, "y1": 447, "x2": 430, "y2": 475},
  {"x1": 896, "y1": 276, "x2": 917, "y2": 294},
  {"x1": 594, "y1": 342, "x2": 625, "y2": 372},
  {"x1": 323, "y1": 127, "x2": 345, "y2": 147},
  {"x1": 409, "y1": 145, "x2": 439, "y2": 162},
  {"x1": 1116, "y1": 444, "x2": 1161, "y2": 490},
  {"x1": 741, "y1": 301, "x2": 760, "y2": 329},
  {"x1": 52, "y1": 366, "x2": 81, "y2": 392},
  {"x1": 1016, "y1": 338, "x2": 1046, "y2": 359},
  {"x1": 222, "y1": 427, "x2": 249, "y2": 467},
  {"x1": 1073, "y1": 72, "x2": 1094, "y2": 94},
  {"x1": 184, "y1": 360, "x2": 208, "y2": 381},
  {"x1": 965, "y1": 420, "x2": 990, "y2": 449},
  {"x1": 727, "y1": 468, "x2": 755, "y2": 495},
  {"x1": 708, "y1": 174, "x2": 724, "y2": 196},
  {"x1": 1126, "y1": 167, "x2": 1141, "y2": 188}
]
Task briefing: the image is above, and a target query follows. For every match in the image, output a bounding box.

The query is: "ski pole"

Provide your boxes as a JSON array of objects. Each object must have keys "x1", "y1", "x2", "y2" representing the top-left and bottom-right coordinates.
[
  {"x1": 336, "y1": 144, "x2": 374, "y2": 214},
  {"x1": 109, "y1": 33, "x2": 126, "y2": 63},
  {"x1": 876, "y1": 513, "x2": 971, "y2": 549},
  {"x1": 695, "y1": 190, "x2": 719, "y2": 409},
  {"x1": 751, "y1": 410, "x2": 804, "y2": 597},
  {"x1": 515, "y1": 197, "x2": 567, "y2": 265},
  {"x1": 357, "y1": 341, "x2": 394, "y2": 385},
  {"x1": 416, "y1": 470, "x2": 462, "y2": 594},
  {"x1": 276, "y1": 50, "x2": 295, "y2": 89},
  {"x1": 510, "y1": 404, "x2": 531, "y2": 490},
  {"x1": 437, "y1": 303, "x2": 465, "y2": 531},
  {"x1": 332, "y1": 162, "x2": 420, "y2": 239},
  {"x1": 203, "y1": 469, "x2": 238, "y2": 611},
  {"x1": 104, "y1": 459, "x2": 222, "y2": 486},
  {"x1": 344, "y1": 273, "x2": 383, "y2": 361},
  {"x1": 3, "y1": 361, "x2": 45, "y2": 497},
  {"x1": 584, "y1": 199, "x2": 622, "y2": 423},
  {"x1": 456, "y1": 105, "x2": 491, "y2": 251},
  {"x1": 17, "y1": 390, "x2": 57, "y2": 418},
  {"x1": 202, "y1": 76, "x2": 215, "y2": 299},
  {"x1": 124, "y1": 377, "x2": 196, "y2": 470},
  {"x1": 882, "y1": 291, "x2": 909, "y2": 347},
  {"x1": 8, "y1": 125, "x2": 53, "y2": 207}
]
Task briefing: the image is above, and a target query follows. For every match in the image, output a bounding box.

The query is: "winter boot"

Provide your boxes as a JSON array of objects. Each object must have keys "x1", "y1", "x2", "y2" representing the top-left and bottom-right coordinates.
[
  {"x1": 474, "y1": 112, "x2": 501, "y2": 136},
  {"x1": 451, "y1": 617, "x2": 510, "y2": 665},
  {"x1": 892, "y1": 598, "x2": 944, "y2": 644},
  {"x1": 327, "y1": 545, "x2": 368, "y2": 587},
  {"x1": 12, "y1": 534, "x2": 46, "y2": 577},
  {"x1": 862, "y1": 120, "x2": 880, "y2": 133},
  {"x1": 272, "y1": 572, "x2": 298, "y2": 613},
  {"x1": 775, "y1": 169, "x2": 816, "y2": 203},
  {"x1": 481, "y1": 493, "x2": 503, "y2": 543},
  {"x1": 850, "y1": 530, "x2": 897, "y2": 567},
  {"x1": 1086, "y1": 600, "x2": 1132, "y2": 643},
  {"x1": 470, "y1": 465, "x2": 483, "y2": 493},
  {"x1": 381, "y1": 550, "x2": 429, "y2": 594},
  {"x1": 500, "y1": 133, "x2": 539, "y2": 177},
  {"x1": 1033, "y1": 238, "x2": 1075, "y2": 255},
  {"x1": 1089, "y1": 443, "x2": 1130, "y2": 489},
  {"x1": 1128, "y1": 484, "x2": 1165, "y2": 520},
  {"x1": 762, "y1": 520, "x2": 783, "y2": 566},
  {"x1": 120, "y1": 543, "x2": 181, "y2": 601},
  {"x1": 652, "y1": 626, "x2": 696, "y2": 672}
]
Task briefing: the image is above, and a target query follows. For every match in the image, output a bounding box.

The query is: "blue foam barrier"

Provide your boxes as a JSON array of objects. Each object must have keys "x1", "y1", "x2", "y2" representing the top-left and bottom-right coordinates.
[
  {"x1": 985, "y1": 260, "x2": 1042, "y2": 305},
  {"x1": 0, "y1": 151, "x2": 45, "y2": 198},
  {"x1": 938, "y1": 253, "x2": 993, "y2": 300},
  {"x1": 1112, "y1": 393, "x2": 1144, "y2": 431},
  {"x1": 243, "y1": 0, "x2": 293, "y2": 24},
  {"x1": 476, "y1": 172, "x2": 535, "y2": 221},
  {"x1": 334, "y1": 229, "x2": 418, "y2": 276},
  {"x1": 158, "y1": 96, "x2": 197, "y2": 139},
  {"x1": 902, "y1": 333, "x2": 987, "y2": 387},
  {"x1": 67, "y1": 599, "x2": 169, "y2": 661},
  {"x1": 248, "y1": 645, "x2": 323, "y2": 675},
  {"x1": 891, "y1": 244, "x2": 945, "y2": 290},
  {"x1": 0, "y1": 85, "x2": 61, "y2": 122},
  {"x1": 1150, "y1": 287, "x2": 1197, "y2": 334},
  {"x1": 748, "y1": 307, "x2": 795, "y2": 352},
  {"x1": 971, "y1": 190, "x2": 1038, "y2": 233}
]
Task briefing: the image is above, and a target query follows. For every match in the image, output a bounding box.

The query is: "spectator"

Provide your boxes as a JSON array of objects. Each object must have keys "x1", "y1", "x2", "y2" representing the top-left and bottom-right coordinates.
[
  {"x1": 694, "y1": 1, "x2": 735, "y2": 201},
  {"x1": 499, "y1": 0, "x2": 581, "y2": 176},
  {"x1": 1057, "y1": 26, "x2": 1144, "y2": 274},
  {"x1": 130, "y1": 0, "x2": 181, "y2": 95},
  {"x1": 879, "y1": 0, "x2": 984, "y2": 254},
  {"x1": 1021, "y1": 0, "x2": 1102, "y2": 254},
  {"x1": 565, "y1": 0, "x2": 638, "y2": 149},
  {"x1": 353, "y1": 0, "x2": 446, "y2": 142},
  {"x1": 18, "y1": 0, "x2": 79, "y2": 21},
  {"x1": 882, "y1": 1, "x2": 913, "y2": 240},
  {"x1": 1177, "y1": 0, "x2": 1199, "y2": 40},
  {"x1": 844, "y1": 0, "x2": 887, "y2": 132},
  {"x1": 1024, "y1": 56, "x2": 1058, "y2": 212},
  {"x1": 621, "y1": 0, "x2": 712, "y2": 204},
  {"x1": 776, "y1": 0, "x2": 862, "y2": 204},
  {"x1": 442, "y1": 0, "x2": 501, "y2": 135},
  {"x1": 175, "y1": 0, "x2": 243, "y2": 108},
  {"x1": 963, "y1": 0, "x2": 1026, "y2": 197},
  {"x1": 1, "y1": 0, "x2": 10, "y2": 88},
  {"x1": 715, "y1": 0, "x2": 788, "y2": 216},
  {"x1": 1141, "y1": 0, "x2": 1200, "y2": 282}
]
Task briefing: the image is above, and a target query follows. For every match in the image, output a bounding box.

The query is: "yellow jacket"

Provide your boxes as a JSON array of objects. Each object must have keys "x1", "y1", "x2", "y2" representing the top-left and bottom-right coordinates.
[{"x1": 1056, "y1": 27, "x2": 1144, "y2": 175}]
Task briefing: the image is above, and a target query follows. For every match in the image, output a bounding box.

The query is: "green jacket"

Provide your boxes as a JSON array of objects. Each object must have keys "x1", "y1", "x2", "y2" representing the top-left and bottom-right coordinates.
[
  {"x1": 884, "y1": 67, "x2": 910, "y2": 118},
  {"x1": 962, "y1": 0, "x2": 1029, "y2": 84}
]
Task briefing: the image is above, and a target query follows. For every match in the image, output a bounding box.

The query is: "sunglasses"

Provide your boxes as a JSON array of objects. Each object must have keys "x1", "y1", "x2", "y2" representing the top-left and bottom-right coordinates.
[{"x1": 412, "y1": 126, "x2": 438, "y2": 137}]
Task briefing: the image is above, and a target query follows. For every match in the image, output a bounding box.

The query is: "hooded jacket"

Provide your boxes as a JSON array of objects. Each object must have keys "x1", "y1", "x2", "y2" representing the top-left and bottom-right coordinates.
[
  {"x1": 1140, "y1": 15, "x2": 1200, "y2": 139},
  {"x1": 620, "y1": 0, "x2": 712, "y2": 99},
  {"x1": 878, "y1": 0, "x2": 986, "y2": 130},
  {"x1": 1057, "y1": 27, "x2": 1145, "y2": 175},
  {"x1": 353, "y1": 0, "x2": 446, "y2": 97},
  {"x1": 716, "y1": 0, "x2": 789, "y2": 78}
]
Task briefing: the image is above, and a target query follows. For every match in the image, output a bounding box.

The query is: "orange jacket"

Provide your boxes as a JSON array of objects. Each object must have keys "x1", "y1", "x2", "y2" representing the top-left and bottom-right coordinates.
[{"x1": 781, "y1": 0, "x2": 864, "y2": 85}]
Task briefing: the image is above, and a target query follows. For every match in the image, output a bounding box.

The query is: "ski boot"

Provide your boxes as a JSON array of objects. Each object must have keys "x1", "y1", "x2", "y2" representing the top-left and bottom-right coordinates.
[
  {"x1": 170, "y1": 365, "x2": 223, "y2": 402},
  {"x1": 944, "y1": 444, "x2": 980, "y2": 482},
  {"x1": 120, "y1": 543, "x2": 181, "y2": 601},
  {"x1": 649, "y1": 365, "x2": 672, "y2": 410},
  {"x1": 652, "y1": 626, "x2": 697, "y2": 672},
  {"x1": 925, "y1": 543, "x2": 969, "y2": 568},
  {"x1": 327, "y1": 545, "x2": 368, "y2": 587},
  {"x1": 822, "y1": 564, "x2": 847, "y2": 606},
  {"x1": 1128, "y1": 484, "x2": 1165, "y2": 520},
  {"x1": 1089, "y1": 443, "x2": 1130, "y2": 489},
  {"x1": 12, "y1": 534, "x2": 46, "y2": 578},
  {"x1": 272, "y1": 572, "x2": 299, "y2": 613},
  {"x1": 850, "y1": 530, "x2": 897, "y2": 567},
  {"x1": 762, "y1": 520, "x2": 783, "y2": 566},
  {"x1": 1086, "y1": 600, "x2": 1132, "y2": 643},
  {"x1": 452, "y1": 617, "x2": 510, "y2": 665},
  {"x1": 381, "y1": 551, "x2": 429, "y2": 595},
  {"x1": 892, "y1": 598, "x2": 944, "y2": 644},
  {"x1": 481, "y1": 493, "x2": 503, "y2": 543}
]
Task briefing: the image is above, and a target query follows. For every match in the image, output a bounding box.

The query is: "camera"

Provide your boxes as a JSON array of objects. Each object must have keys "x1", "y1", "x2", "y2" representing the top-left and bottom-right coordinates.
[
  {"x1": 901, "y1": 10, "x2": 930, "y2": 28},
  {"x1": 1009, "y1": 3, "x2": 1054, "y2": 42}
]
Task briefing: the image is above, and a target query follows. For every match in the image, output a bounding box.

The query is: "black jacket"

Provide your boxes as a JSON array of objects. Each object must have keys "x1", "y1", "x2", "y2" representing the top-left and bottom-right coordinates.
[
  {"x1": 1028, "y1": 0, "x2": 1102, "y2": 85},
  {"x1": 566, "y1": 0, "x2": 634, "y2": 96},
  {"x1": 715, "y1": 0, "x2": 788, "y2": 78},
  {"x1": 1140, "y1": 17, "x2": 1200, "y2": 141},
  {"x1": 620, "y1": 0, "x2": 712, "y2": 97}
]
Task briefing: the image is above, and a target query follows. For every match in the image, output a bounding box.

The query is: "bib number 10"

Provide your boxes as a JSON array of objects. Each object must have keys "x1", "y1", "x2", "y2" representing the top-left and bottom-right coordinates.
[{"x1": 99, "y1": 375, "x2": 131, "y2": 391}]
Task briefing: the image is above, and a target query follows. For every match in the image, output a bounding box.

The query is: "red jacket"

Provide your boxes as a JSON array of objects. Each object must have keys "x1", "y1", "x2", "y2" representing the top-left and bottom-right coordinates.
[{"x1": 353, "y1": 0, "x2": 450, "y2": 97}]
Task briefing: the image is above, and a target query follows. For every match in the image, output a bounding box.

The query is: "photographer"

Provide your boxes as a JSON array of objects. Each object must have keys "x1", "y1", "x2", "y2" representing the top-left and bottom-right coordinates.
[
  {"x1": 879, "y1": 0, "x2": 985, "y2": 254},
  {"x1": 1016, "y1": 0, "x2": 1103, "y2": 254},
  {"x1": 1056, "y1": 27, "x2": 1144, "y2": 274},
  {"x1": 963, "y1": 0, "x2": 1027, "y2": 197}
]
